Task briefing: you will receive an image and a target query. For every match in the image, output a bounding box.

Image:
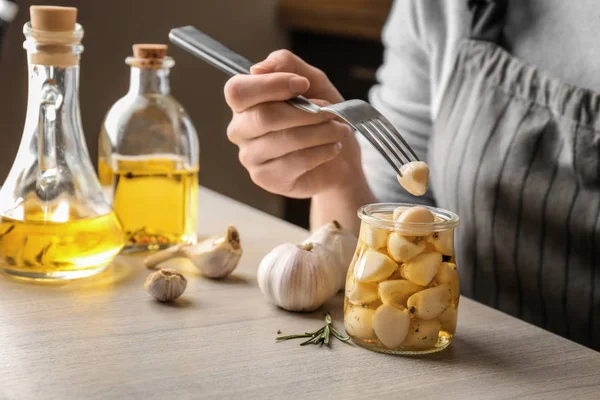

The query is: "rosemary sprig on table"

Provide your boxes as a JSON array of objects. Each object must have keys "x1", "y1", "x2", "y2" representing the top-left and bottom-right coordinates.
[{"x1": 275, "y1": 313, "x2": 350, "y2": 346}]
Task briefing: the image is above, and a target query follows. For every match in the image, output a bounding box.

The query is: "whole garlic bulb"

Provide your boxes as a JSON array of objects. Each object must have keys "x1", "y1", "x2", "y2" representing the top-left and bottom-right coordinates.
[
  {"x1": 304, "y1": 220, "x2": 357, "y2": 291},
  {"x1": 145, "y1": 268, "x2": 187, "y2": 302},
  {"x1": 257, "y1": 242, "x2": 339, "y2": 312}
]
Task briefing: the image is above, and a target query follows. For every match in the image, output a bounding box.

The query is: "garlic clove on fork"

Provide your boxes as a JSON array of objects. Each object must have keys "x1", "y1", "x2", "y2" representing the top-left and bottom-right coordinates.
[
  {"x1": 397, "y1": 161, "x2": 430, "y2": 196},
  {"x1": 143, "y1": 225, "x2": 242, "y2": 279}
]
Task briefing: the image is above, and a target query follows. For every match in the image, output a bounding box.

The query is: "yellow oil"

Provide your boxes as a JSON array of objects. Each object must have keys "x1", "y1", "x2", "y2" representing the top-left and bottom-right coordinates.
[
  {"x1": 99, "y1": 155, "x2": 198, "y2": 251},
  {"x1": 0, "y1": 200, "x2": 124, "y2": 280}
]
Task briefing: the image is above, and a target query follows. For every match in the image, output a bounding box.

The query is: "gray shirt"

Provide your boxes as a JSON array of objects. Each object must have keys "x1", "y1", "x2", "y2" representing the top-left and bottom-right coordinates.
[{"x1": 362, "y1": 0, "x2": 600, "y2": 203}]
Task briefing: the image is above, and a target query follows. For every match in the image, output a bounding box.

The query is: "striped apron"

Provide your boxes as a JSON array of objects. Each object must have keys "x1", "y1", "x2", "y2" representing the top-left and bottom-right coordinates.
[{"x1": 430, "y1": 0, "x2": 600, "y2": 350}]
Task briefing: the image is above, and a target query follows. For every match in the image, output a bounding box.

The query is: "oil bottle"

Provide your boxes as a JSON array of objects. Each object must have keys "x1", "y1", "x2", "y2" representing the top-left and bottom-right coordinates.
[
  {"x1": 0, "y1": 6, "x2": 125, "y2": 280},
  {"x1": 98, "y1": 44, "x2": 199, "y2": 252}
]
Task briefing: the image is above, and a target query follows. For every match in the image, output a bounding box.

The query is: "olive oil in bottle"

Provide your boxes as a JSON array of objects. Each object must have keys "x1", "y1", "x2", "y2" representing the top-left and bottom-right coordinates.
[
  {"x1": 99, "y1": 155, "x2": 198, "y2": 250},
  {"x1": 0, "y1": 6, "x2": 125, "y2": 280},
  {"x1": 98, "y1": 44, "x2": 199, "y2": 252}
]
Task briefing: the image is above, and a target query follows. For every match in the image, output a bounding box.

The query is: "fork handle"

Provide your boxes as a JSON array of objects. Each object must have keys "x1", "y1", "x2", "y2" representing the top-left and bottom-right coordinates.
[{"x1": 169, "y1": 26, "x2": 320, "y2": 114}]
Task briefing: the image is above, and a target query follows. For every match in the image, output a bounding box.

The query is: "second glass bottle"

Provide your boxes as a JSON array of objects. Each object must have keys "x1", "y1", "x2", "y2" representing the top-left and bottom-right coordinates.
[{"x1": 99, "y1": 44, "x2": 199, "y2": 252}]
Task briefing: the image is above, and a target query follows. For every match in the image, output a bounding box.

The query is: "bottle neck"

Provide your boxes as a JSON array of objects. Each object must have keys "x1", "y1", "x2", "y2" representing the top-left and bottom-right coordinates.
[{"x1": 128, "y1": 67, "x2": 170, "y2": 95}]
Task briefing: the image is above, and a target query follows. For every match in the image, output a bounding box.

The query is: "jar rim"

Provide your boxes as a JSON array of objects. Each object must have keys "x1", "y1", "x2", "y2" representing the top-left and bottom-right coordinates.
[{"x1": 357, "y1": 203, "x2": 460, "y2": 233}]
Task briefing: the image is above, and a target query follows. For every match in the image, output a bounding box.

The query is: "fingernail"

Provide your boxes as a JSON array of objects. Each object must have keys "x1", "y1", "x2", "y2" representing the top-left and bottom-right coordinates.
[
  {"x1": 335, "y1": 142, "x2": 343, "y2": 151},
  {"x1": 290, "y1": 77, "x2": 310, "y2": 94}
]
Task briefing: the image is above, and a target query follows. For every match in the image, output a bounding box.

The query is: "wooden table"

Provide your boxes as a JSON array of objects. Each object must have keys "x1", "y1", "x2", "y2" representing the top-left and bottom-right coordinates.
[{"x1": 0, "y1": 188, "x2": 598, "y2": 399}]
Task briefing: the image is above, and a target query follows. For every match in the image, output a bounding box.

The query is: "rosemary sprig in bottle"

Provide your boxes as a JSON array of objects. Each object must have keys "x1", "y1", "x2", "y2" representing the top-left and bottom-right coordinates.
[{"x1": 275, "y1": 313, "x2": 350, "y2": 346}]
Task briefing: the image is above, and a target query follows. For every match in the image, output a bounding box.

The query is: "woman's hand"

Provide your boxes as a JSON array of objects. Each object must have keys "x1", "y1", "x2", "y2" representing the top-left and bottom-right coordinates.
[{"x1": 224, "y1": 50, "x2": 362, "y2": 199}]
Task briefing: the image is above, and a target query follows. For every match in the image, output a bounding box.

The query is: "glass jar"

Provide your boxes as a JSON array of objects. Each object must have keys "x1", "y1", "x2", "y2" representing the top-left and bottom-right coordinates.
[
  {"x1": 344, "y1": 203, "x2": 460, "y2": 355},
  {"x1": 98, "y1": 44, "x2": 199, "y2": 252}
]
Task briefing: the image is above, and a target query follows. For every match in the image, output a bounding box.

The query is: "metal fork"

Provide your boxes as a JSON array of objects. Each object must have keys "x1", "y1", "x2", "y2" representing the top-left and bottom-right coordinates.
[{"x1": 169, "y1": 26, "x2": 419, "y2": 176}]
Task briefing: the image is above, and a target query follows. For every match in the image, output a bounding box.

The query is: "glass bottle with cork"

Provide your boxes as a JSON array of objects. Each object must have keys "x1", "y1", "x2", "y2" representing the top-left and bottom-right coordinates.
[
  {"x1": 98, "y1": 44, "x2": 199, "y2": 252},
  {"x1": 0, "y1": 6, "x2": 125, "y2": 280}
]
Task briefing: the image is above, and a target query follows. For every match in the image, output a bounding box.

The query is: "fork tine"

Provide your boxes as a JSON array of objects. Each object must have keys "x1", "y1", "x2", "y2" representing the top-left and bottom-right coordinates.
[
  {"x1": 375, "y1": 116, "x2": 420, "y2": 161},
  {"x1": 355, "y1": 122, "x2": 402, "y2": 175},
  {"x1": 367, "y1": 119, "x2": 413, "y2": 165}
]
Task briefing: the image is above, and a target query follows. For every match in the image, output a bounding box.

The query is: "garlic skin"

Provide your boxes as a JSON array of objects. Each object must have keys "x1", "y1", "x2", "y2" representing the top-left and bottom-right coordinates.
[
  {"x1": 144, "y1": 225, "x2": 242, "y2": 279},
  {"x1": 183, "y1": 225, "x2": 242, "y2": 278},
  {"x1": 304, "y1": 220, "x2": 358, "y2": 290},
  {"x1": 144, "y1": 268, "x2": 187, "y2": 302},
  {"x1": 257, "y1": 242, "x2": 339, "y2": 312}
]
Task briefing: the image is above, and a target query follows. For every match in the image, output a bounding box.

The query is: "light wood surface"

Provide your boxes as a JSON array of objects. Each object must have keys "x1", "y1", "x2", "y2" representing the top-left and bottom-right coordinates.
[
  {"x1": 0, "y1": 187, "x2": 598, "y2": 399},
  {"x1": 279, "y1": 0, "x2": 393, "y2": 41}
]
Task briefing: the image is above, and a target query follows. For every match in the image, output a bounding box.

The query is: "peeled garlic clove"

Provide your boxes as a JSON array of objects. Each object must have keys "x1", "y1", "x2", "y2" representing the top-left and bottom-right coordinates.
[
  {"x1": 373, "y1": 304, "x2": 411, "y2": 349},
  {"x1": 387, "y1": 233, "x2": 426, "y2": 262},
  {"x1": 397, "y1": 161, "x2": 429, "y2": 196},
  {"x1": 181, "y1": 225, "x2": 242, "y2": 278},
  {"x1": 428, "y1": 229, "x2": 454, "y2": 256},
  {"x1": 401, "y1": 252, "x2": 442, "y2": 286},
  {"x1": 438, "y1": 305, "x2": 458, "y2": 333},
  {"x1": 402, "y1": 318, "x2": 441, "y2": 350},
  {"x1": 144, "y1": 268, "x2": 187, "y2": 302},
  {"x1": 304, "y1": 220, "x2": 358, "y2": 291},
  {"x1": 344, "y1": 307, "x2": 376, "y2": 339},
  {"x1": 354, "y1": 249, "x2": 397, "y2": 283},
  {"x1": 407, "y1": 283, "x2": 450, "y2": 320},
  {"x1": 396, "y1": 206, "x2": 435, "y2": 224},
  {"x1": 257, "y1": 242, "x2": 339, "y2": 312},
  {"x1": 378, "y1": 279, "x2": 423, "y2": 308},
  {"x1": 392, "y1": 206, "x2": 409, "y2": 221},
  {"x1": 436, "y1": 262, "x2": 460, "y2": 302},
  {"x1": 345, "y1": 275, "x2": 379, "y2": 304},
  {"x1": 359, "y1": 223, "x2": 388, "y2": 250}
]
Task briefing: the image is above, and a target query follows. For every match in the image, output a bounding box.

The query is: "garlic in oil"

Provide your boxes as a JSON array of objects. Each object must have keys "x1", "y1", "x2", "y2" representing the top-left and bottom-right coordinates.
[
  {"x1": 257, "y1": 242, "x2": 339, "y2": 312},
  {"x1": 144, "y1": 225, "x2": 242, "y2": 279},
  {"x1": 304, "y1": 220, "x2": 357, "y2": 291},
  {"x1": 145, "y1": 268, "x2": 187, "y2": 302}
]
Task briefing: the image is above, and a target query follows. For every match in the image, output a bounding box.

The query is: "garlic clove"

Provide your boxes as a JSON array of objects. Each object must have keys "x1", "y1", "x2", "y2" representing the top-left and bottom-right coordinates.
[
  {"x1": 143, "y1": 226, "x2": 243, "y2": 279},
  {"x1": 378, "y1": 279, "x2": 423, "y2": 308},
  {"x1": 387, "y1": 233, "x2": 426, "y2": 262},
  {"x1": 345, "y1": 275, "x2": 379, "y2": 305},
  {"x1": 392, "y1": 206, "x2": 409, "y2": 221},
  {"x1": 402, "y1": 318, "x2": 441, "y2": 350},
  {"x1": 359, "y1": 223, "x2": 388, "y2": 250},
  {"x1": 373, "y1": 304, "x2": 411, "y2": 349},
  {"x1": 144, "y1": 268, "x2": 187, "y2": 302},
  {"x1": 435, "y1": 262, "x2": 460, "y2": 302},
  {"x1": 182, "y1": 225, "x2": 242, "y2": 278},
  {"x1": 304, "y1": 220, "x2": 358, "y2": 291},
  {"x1": 438, "y1": 305, "x2": 458, "y2": 333},
  {"x1": 428, "y1": 229, "x2": 454, "y2": 256},
  {"x1": 344, "y1": 307, "x2": 376, "y2": 340},
  {"x1": 407, "y1": 283, "x2": 450, "y2": 320},
  {"x1": 397, "y1": 161, "x2": 430, "y2": 196},
  {"x1": 396, "y1": 206, "x2": 435, "y2": 224},
  {"x1": 354, "y1": 249, "x2": 397, "y2": 283},
  {"x1": 257, "y1": 242, "x2": 339, "y2": 312},
  {"x1": 401, "y1": 252, "x2": 442, "y2": 286}
]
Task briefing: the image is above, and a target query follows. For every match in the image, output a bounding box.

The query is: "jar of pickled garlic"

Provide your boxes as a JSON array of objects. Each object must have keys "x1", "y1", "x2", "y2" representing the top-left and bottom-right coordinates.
[{"x1": 344, "y1": 203, "x2": 460, "y2": 355}]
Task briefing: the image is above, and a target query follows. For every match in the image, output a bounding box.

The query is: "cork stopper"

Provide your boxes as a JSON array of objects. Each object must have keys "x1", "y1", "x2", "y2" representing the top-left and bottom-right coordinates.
[
  {"x1": 129, "y1": 44, "x2": 169, "y2": 69},
  {"x1": 133, "y1": 44, "x2": 168, "y2": 60},
  {"x1": 30, "y1": 6, "x2": 77, "y2": 32}
]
